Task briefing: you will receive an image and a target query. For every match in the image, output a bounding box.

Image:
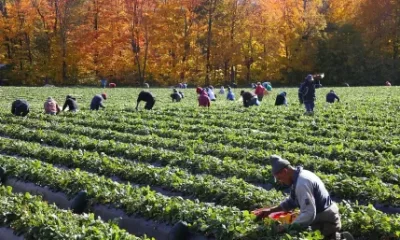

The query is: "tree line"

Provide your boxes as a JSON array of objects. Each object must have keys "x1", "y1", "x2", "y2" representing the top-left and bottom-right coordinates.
[{"x1": 0, "y1": 0, "x2": 399, "y2": 86}]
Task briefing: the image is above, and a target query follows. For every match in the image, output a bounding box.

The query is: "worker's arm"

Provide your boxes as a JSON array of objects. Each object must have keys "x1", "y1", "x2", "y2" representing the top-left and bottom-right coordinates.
[
  {"x1": 335, "y1": 94, "x2": 340, "y2": 102},
  {"x1": 62, "y1": 100, "x2": 68, "y2": 111},
  {"x1": 252, "y1": 205, "x2": 284, "y2": 219},
  {"x1": 135, "y1": 100, "x2": 140, "y2": 110},
  {"x1": 291, "y1": 181, "x2": 316, "y2": 227}
]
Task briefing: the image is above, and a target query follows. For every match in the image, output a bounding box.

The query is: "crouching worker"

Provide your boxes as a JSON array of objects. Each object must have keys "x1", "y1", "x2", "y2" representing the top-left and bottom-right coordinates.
[
  {"x1": 275, "y1": 92, "x2": 288, "y2": 106},
  {"x1": 11, "y1": 99, "x2": 30, "y2": 117},
  {"x1": 63, "y1": 95, "x2": 79, "y2": 112},
  {"x1": 90, "y1": 93, "x2": 107, "y2": 110},
  {"x1": 326, "y1": 90, "x2": 340, "y2": 103},
  {"x1": 252, "y1": 155, "x2": 342, "y2": 239},
  {"x1": 136, "y1": 91, "x2": 156, "y2": 110},
  {"x1": 240, "y1": 90, "x2": 259, "y2": 107},
  {"x1": 44, "y1": 97, "x2": 61, "y2": 115},
  {"x1": 171, "y1": 89, "x2": 184, "y2": 102},
  {"x1": 198, "y1": 90, "x2": 211, "y2": 108}
]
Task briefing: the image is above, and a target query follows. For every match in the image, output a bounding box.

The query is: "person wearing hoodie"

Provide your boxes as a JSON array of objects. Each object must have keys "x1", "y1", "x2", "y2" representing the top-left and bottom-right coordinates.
[
  {"x1": 207, "y1": 87, "x2": 216, "y2": 101},
  {"x1": 171, "y1": 89, "x2": 184, "y2": 102},
  {"x1": 136, "y1": 91, "x2": 156, "y2": 110},
  {"x1": 44, "y1": 97, "x2": 61, "y2": 115},
  {"x1": 326, "y1": 90, "x2": 340, "y2": 103},
  {"x1": 299, "y1": 74, "x2": 316, "y2": 114},
  {"x1": 240, "y1": 90, "x2": 259, "y2": 107},
  {"x1": 90, "y1": 93, "x2": 107, "y2": 110},
  {"x1": 219, "y1": 86, "x2": 225, "y2": 95},
  {"x1": 227, "y1": 87, "x2": 235, "y2": 101},
  {"x1": 196, "y1": 87, "x2": 204, "y2": 95},
  {"x1": 62, "y1": 95, "x2": 79, "y2": 112},
  {"x1": 198, "y1": 90, "x2": 211, "y2": 108},
  {"x1": 11, "y1": 99, "x2": 30, "y2": 117},
  {"x1": 255, "y1": 82, "x2": 266, "y2": 101},
  {"x1": 275, "y1": 92, "x2": 288, "y2": 106}
]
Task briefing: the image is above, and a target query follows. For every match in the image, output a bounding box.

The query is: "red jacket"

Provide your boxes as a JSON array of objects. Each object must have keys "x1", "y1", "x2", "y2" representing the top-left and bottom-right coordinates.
[
  {"x1": 198, "y1": 92, "x2": 210, "y2": 107},
  {"x1": 255, "y1": 85, "x2": 265, "y2": 95}
]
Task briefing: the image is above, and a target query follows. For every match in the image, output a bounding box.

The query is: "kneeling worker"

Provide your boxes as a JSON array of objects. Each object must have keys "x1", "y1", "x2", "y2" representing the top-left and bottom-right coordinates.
[{"x1": 253, "y1": 155, "x2": 342, "y2": 239}]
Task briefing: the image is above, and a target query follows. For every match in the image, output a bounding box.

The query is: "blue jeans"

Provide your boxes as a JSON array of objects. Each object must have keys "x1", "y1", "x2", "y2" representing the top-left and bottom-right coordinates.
[
  {"x1": 250, "y1": 97, "x2": 260, "y2": 106},
  {"x1": 304, "y1": 101, "x2": 314, "y2": 112}
]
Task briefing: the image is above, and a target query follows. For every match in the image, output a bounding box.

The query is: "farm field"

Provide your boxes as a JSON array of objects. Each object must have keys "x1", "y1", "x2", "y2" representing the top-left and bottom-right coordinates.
[{"x1": 0, "y1": 86, "x2": 399, "y2": 240}]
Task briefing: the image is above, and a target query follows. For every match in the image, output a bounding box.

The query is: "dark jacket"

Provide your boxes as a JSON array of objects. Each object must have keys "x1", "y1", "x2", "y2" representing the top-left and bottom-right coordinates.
[
  {"x1": 326, "y1": 92, "x2": 340, "y2": 103},
  {"x1": 11, "y1": 99, "x2": 29, "y2": 116},
  {"x1": 242, "y1": 91, "x2": 256, "y2": 107},
  {"x1": 275, "y1": 92, "x2": 287, "y2": 106},
  {"x1": 90, "y1": 95, "x2": 105, "y2": 110},
  {"x1": 63, "y1": 96, "x2": 78, "y2": 111},
  {"x1": 137, "y1": 91, "x2": 155, "y2": 103},
  {"x1": 171, "y1": 91, "x2": 184, "y2": 102},
  {"x1": 299, "y1": 81, "x2": 315, "y2": 102}
]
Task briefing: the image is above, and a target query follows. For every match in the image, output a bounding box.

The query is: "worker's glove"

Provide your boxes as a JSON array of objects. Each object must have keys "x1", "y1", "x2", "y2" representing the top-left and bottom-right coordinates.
[{"x1": 251, "y1": 208, "x2": 273, "y2": 220}]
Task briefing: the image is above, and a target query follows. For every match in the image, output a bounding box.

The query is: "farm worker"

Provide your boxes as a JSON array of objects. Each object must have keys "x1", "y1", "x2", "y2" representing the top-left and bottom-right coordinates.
[
  {"x1": 275, "y1": 92, "x2": 288, "y2": 106},
  {"x1": 252, "y1": 155, "x2": 341, "y2": 239},
  {"x1": 219, "y1": 86, "x2": 225, "y2": 95},
  {"x1": 136, "y1": 91, "x2": 156, "y2": 110},
  {"x1": 207, "y1": 87, "x2": 216, "y2": 101},
  {"x1": 44, "y1": 97, "x2": 61, "y2": 115},
  {"x1": 100, "y1": 78, "x2": 107, "y2": 88},
  {"x1": 385, "y1": 81, "x2": 391, "y2": 86},
  {"x1": 196, "y1": 87, "x2": 203, "y2": 95},
  {"x1": 11, "y1": 99, "x2": 30, "y2": 116},
  {"x1": 299, "y1": 74, "x2": 316, "y2": 114},
  {"x1": 90, "y1": 93, "x2": 107, "y2": 110},
  {"x1": 198, "y1": 90, "x2": 211, "y2": 108},
  {"x1": 255, "y1": 82, "x2": 266, "y2": 102},
  {"x1": 326, "y1": 90, "x2": 340, "y2": 103},
  {"x1": 171, "y1": 89, "x2": 184, "y2": 102},
  {"x1": 263, "y1": 82, "x2": 272, "y2": 91},
  {"x1": 144, "y1": 82, "x2": 149, "y2": 88},
  {"x1": 62, "y1": 95, "x2": 78, "y2": 112},
  {"x1": 109, "y1": 82, "x2": 116, "y2": 88},
  {"x1": 227, "y1": 87, "x2": 235, "y2": 101},
  {"x1": 240, "y1": 90, "x2": 259, "y2": 107}
]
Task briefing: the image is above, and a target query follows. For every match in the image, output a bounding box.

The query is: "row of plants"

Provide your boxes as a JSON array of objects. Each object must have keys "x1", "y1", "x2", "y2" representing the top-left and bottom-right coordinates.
[
  {"x1": 22, "y1": 112, "x2": 400, "y2": 160},
  {"x1": 0, "y1": 137, "x2": 283, "y2": 210},
  {"x1": 2, "y1": 115, "x2": 399, "y2": 185},
  {"x1": 90, "y1": 107, "x2": 400, "y2": 135},
  {"x1": 1, "y1": 123, "x2": 399, "y2": 207},
  {"x1": 0, "y1": 186, "x2": 147, "y2": 240},
  {"x1": 0, "y1": 153, "x2": 322, "y2": 240},
  {"x1": 0, "y1": 153, "x2": 399, "y2": 239},
  {"x1": 30, "y1": 110, "x2": 399, "y2": 145}
]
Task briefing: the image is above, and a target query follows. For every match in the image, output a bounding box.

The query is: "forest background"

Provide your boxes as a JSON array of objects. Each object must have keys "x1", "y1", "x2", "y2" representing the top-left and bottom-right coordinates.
[{"x1": 0, "y1": 0, "x2": 399, "y2": 86}]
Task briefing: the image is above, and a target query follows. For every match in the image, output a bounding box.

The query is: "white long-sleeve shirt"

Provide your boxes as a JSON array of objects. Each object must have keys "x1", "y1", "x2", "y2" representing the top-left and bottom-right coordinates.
[{"x1": 280, "y1": 167, "x2": 332, "y2": 227}]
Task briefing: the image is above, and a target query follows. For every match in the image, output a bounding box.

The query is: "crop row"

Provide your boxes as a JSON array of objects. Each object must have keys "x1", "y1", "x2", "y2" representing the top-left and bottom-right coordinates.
[
  {"x1": 0, "y1": 137, "x2": 283, "y2": 210},
  {"x1": 0, "y1": 153, "x2": 289, "y2": 239},
  {"x1": 102, "y1": 107, "x2": 400, "y2": 135},
  {"x1": 2, "y1": 115, "x2": 400, "y2": 184},
  {"x1": 0, "y1": 154, "x2": 399, "y2": 239},
  {"x1": 1, "y1": 123, "x2": 399, "y2": 207},
  {"x1": 0, "y1": 185, "x2": 146, "y2": 240},
  {"x1": 105, "y1": 104, "x2": 400, "y2": 129},
  {"x1": 33, "y1": 113, "x2": 400, "y2": 158}
]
